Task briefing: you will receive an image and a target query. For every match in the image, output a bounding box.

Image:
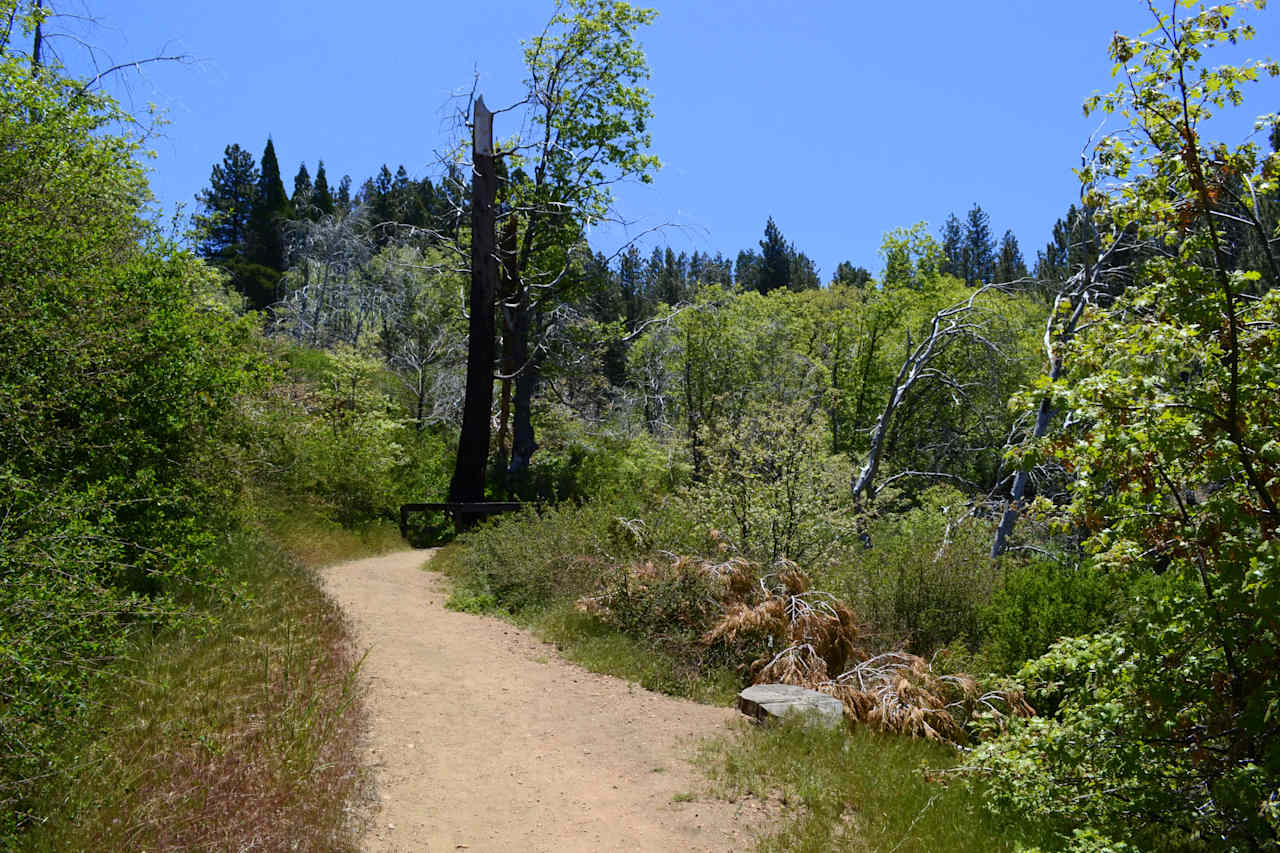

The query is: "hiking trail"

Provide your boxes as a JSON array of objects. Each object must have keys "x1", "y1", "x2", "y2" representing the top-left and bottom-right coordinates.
[{"x1": 322, "y1": 549, "x2": 772, "y2": 852}]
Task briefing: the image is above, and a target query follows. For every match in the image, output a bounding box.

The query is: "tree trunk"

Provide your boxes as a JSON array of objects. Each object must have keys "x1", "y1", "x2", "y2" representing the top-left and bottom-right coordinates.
[
  {"x1": 508, "y1": 308, "x2": 537, "y2": 475},
  {"x1": 447, "y1": 96, "x2": 498, "y2": 521}
]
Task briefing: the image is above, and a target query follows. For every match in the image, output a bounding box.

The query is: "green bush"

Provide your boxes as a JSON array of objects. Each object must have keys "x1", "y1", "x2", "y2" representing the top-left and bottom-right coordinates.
[
  {"x1": 497, "y1": 408, "x2": 684, "y2": 504},
  {"x1": 979, "y1": 558, "x2": 1121, "y2": 673},
  {"x1": 695, "y1": 399, "x2": 854, "y2": 566},
  {"x1": 828, "y1": 489, "x2": 1000, "y2": 655}
]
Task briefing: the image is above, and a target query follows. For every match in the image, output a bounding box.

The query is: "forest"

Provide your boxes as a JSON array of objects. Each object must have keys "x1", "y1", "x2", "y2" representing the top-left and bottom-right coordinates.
[{"x1": 2, "y1": 0, "x2": 1279, "y2": 850}]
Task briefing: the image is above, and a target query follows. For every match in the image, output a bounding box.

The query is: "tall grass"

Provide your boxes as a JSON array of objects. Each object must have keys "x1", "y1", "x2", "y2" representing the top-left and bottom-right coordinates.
[{"x1": 12, "y1": 517, "x2": 395, "y2": 852}]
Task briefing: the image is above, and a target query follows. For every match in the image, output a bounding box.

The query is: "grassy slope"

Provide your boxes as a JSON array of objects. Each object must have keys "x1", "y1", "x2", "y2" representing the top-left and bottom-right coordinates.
[{"x1": 14, "y1": 514, "x2": 402, "y2": 853}]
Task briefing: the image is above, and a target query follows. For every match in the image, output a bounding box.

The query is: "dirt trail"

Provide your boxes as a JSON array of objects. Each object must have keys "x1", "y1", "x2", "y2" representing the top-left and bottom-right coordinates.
[{"x1": 323, "y1": 550, "x2": 767, "y2": 853}]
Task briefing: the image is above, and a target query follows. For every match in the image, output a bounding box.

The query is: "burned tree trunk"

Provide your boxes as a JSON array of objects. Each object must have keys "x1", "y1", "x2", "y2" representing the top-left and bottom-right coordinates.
[{"x1": 447, "y1": 96, "x2": 498, "y2": 521}]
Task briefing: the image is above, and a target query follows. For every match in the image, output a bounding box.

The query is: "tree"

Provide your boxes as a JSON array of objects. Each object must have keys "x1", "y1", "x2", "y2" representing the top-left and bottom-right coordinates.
[
  {"x1": 193, "y1": 143, "x2": 279, "y2": 308},
  {"x1": 961, "y1": 203, "x2": 996, "y2": 285},
  {"x1": 973, "y1": 4, "x2": 1280, "y2": 848},
  {"x1": 939, "y1": 213, "x2": 964, "y2": 279},
  {"x1": 292, "y1": 162, "x2": 313, "y2": 217},
  {"x1": 734, "y1": 248, "x2": 762, "y2": 292},
  {"x1": 832, "y1": 261, "x2": 872, "y2": 288},
  {"x1": 995, "y1": 229, "x2": 1027, "y2": 282},
  {"x1": 313, "y1": 160, "x2": 335, "y2": 217},
  {"x1": 758, "y1": 215, "x2": 791, "y2": 293},
  {"x1": 245, "y1": 136, "x2": 290, "y2": 299},
  {"x1": 335, "y1": 174, "x2": 353, "y2": 217},
  {"x1": 193, "y1": 143, "x2": 258, "y2": 262},
  {"x1": 489, "y1": 0, "x2": 661, "y2": 479},
  {"x1": 788, "y1": 251, "x2": 820, "y2": 291}
]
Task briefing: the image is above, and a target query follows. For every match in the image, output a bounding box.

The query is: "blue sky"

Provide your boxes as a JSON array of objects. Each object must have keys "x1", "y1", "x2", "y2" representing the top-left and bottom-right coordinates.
[{"x1": 59, "y1": 0, "x2": 1280, "y2": 278}]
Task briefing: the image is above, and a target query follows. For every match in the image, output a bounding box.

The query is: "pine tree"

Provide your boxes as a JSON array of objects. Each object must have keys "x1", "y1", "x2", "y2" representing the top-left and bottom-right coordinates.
[
  {"x1": 962, "y1": 203, "x2": 996, "y2": 285},
  {"x1": 833, "y1": 261, "x2": 872, "y2": 287},
  {"x1": 193, "y1": 143, "x2": 258, "y2": 261},
  {"x1": 940, "y1": 213, "x2": 964, "y2": 279},
  {"x1": 192, "y1": 143, "x2": 278, "y2": 308},
  {"x1": 758, "y1": 216, "x2": 791, "y2": 293},
  {"x1": 788, "y1": 252, "x2": 820, "y2": 290},
  {"x1": 734, "y1": 248, "x2": 762, "y2": 293},
  {"x1": 995, "y1": 229, "x2": 1027, "y2": 282},
  {"x1": 292, "y1": 163, "x2": 314, "y2": 218},
  {"x1": 246, "y1": 137, "x2": 289, "y2": 275},
  {"x1": 313, "y1": 160, "x2": 335, "y2": 217},
  {"x1": 335, "y1": 175, "x2": 352, "y2": 217}
]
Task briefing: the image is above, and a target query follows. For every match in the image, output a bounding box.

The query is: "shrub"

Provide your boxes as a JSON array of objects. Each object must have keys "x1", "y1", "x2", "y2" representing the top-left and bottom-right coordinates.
[
  {"x1": 696, "y1": 399, "x2": 854, "y2": 566},
  {"x1": 828, "y1": 488, "x2": 1001, "y2": 654},
  {"x1": 979, "y1": 558, "x2": 1121, "y2": 673}
]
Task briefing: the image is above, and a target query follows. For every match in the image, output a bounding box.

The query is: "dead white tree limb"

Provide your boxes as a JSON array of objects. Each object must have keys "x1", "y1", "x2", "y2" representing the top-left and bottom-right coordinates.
[{"x1": 851, "y1": 283, "x2": 1010, "y2": 503}]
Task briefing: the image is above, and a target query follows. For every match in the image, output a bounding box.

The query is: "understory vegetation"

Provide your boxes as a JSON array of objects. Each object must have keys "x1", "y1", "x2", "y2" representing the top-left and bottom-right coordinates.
[{"x1": 5, "y1": 0, "x2": 1280, "y2": 850}]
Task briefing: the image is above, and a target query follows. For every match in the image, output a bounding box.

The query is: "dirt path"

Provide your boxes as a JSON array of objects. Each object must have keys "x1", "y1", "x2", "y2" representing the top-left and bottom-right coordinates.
[{"x1": 322, "y1": 549, "x2": 768, "y2": 853}]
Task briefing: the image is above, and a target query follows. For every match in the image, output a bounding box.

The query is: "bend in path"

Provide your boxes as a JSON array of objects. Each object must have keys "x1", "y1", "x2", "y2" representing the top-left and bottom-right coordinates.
[{"x1": 323, "y1": 549, "x2": 769, "y2": 853}]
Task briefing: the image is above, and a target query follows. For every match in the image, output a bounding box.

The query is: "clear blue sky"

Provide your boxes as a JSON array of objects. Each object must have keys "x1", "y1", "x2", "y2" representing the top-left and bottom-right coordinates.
[{"x1": 59, "y1": 0, "x2": 1280, "y2": 278}]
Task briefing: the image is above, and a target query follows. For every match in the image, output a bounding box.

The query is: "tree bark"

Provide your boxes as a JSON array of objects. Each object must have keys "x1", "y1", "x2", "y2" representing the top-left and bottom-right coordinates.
[{"x1": 447, "y1": 96, "x2": 497, "y2": 520}]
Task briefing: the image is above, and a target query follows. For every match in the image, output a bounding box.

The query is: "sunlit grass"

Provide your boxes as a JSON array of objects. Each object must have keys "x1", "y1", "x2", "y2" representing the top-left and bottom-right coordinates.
[
  {"x1": 697, "y1": 720, "x2": 1055, "y2": 853},
  {"x1": 13, "y1": 515, "x2": 396, "y2": 852}
]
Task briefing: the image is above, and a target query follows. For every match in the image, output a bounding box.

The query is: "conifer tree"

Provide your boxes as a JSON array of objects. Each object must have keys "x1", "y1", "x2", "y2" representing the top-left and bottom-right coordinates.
[
  {"x1": 962, "y1": 203, "x2": 996, "y2": 285},
  {"x1": 192, "y1": 143, "x2": 277, "y2": 308},
  {"x1": 939, "y1": 213, "x2": 964, "y2": 279},
  {"x1": 995, "y1": 229, "x2": 1027, "y2": 282},
  {"x1": 335, "y1": 174, "x2": 352, "y2": 217},
  {"x1": 788, "y1": 251, "x2": 820, "y2": 290},
  {"x1": 758, "y1": 216, "x2": 791, "y2": 293},
  {"x1": 292, "y1": 162, "x2": 314, "y2": 218},
  {"x1": 833, "y1": 261, "x2": 872, "y2": 287},
  {"x1": 193, "y1": 143, "x2": 258, "y2": 261},
  {"x1": 247, "y1": 137, "x2": 289, "y2": 275},
  {"x1": 312, "y1": 160, "x2": 335, "y2": 217},
  {"x1": 734, "y1": 248, "x2": 762, "y2": 293}
]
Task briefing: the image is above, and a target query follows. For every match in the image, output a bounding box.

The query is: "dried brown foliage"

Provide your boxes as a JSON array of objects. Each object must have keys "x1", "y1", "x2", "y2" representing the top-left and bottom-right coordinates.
[{"x1": 579, "y1": 536, "x2": 1033, "y2": 748}]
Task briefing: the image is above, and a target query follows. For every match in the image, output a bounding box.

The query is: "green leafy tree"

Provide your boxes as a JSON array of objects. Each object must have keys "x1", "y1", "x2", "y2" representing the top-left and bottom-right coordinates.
[
  {"x1": 0, "y1": 7, "x2": 260, "y2": 824},
  {"x1": 488, "y1": 0, "x2": 661, "y2": 478},
  {"x1": 972, "y1": 3, "x2": 1280, "y2": 848}
]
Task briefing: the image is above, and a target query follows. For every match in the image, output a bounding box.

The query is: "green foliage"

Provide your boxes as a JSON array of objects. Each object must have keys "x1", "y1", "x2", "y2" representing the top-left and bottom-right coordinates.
[
  {"x1": 697, "y1": 721, "x2": 1051, "y2": 852},
  {"x1": 514, "y1": 0, "x2": 661, "y2": 229},
  {"x1": 0, "y1": 15, "x2": 267, "y2": 825},
  {"x1": 829, "y1": 488, "x2": 1001, "y2": 655},
  {"x1": 973, "y1": 4, "x2": 1280, "y2": 848},
  {"x1": 502, "y1": 409, "x2": 680, "y2": 503},
  {"x1": 696, "y1": 399, "x2": 854, "y2": 566},
  {"x1": 979, "y1": 559, "x2": 1123, "y2": 674}
]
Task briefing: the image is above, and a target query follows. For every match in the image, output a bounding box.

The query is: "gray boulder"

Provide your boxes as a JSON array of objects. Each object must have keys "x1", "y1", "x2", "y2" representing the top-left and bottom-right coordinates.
[{"x1": 736, "y1": 683, "x2": 845, "y2": 729}]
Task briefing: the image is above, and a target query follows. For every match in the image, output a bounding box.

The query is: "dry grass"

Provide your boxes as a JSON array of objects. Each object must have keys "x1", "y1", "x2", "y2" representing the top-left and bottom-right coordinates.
[
  {"x1": 14, "y1": 523, "x2": 385, "y2": 852},
  {"x1": 582, "y1": 539, "x2": 1032, "y2": 747}
]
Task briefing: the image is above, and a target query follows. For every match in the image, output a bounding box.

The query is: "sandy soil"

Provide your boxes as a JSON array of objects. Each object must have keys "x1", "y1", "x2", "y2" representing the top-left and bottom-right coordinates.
[{"x1": 322, "y1": 549, "x2": 770, "y2": 853}]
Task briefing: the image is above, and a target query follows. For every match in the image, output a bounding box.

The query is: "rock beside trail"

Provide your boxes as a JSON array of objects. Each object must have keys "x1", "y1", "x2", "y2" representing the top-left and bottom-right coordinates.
[{"x1": 736, "y1": 683, "x2": 845, "y2": 729}]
